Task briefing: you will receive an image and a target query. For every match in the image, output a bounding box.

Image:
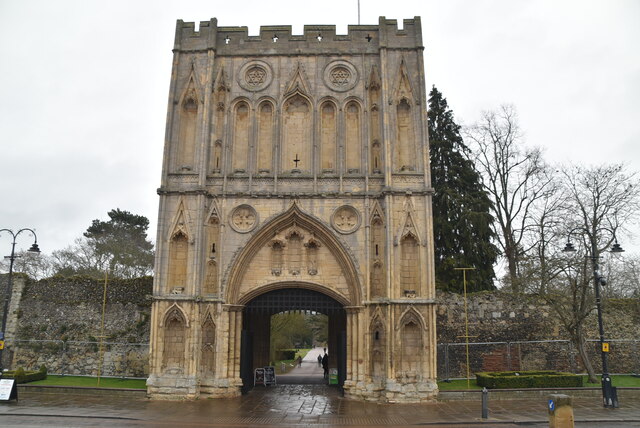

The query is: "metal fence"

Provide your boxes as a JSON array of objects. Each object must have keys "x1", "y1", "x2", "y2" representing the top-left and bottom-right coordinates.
[
  {"x1": 7, "y1": 338, "x2": 640, "y2": 380},
  {"x1": 437, "y1": 339, "x2": 640, "y2": 380},
  {"x1": 9, "y1": 339, "x2": 149, "y2": 378}
]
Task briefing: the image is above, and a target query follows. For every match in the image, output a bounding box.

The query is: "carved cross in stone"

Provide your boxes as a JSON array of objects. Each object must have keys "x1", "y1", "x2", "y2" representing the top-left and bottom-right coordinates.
[{"x1": 293, "y1": 153, "x2": 300, "y2": 168}]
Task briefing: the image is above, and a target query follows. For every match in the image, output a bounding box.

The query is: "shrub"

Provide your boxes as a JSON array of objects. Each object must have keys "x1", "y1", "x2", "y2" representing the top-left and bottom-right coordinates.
[
  {"x1": 4, "y1": 365, "x2": 48, "y2": 384},
  {"x1": 275, "y1": 350, "x2": 296, "y2": 361},
  {"x1": 476, "y1": 371, "x2": 583, "y2": 389}
]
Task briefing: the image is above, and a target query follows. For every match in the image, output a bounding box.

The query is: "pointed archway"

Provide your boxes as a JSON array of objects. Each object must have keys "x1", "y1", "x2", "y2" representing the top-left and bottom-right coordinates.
[{"x1": 225, "y1": 203, "x2": 362, "y2": 306}]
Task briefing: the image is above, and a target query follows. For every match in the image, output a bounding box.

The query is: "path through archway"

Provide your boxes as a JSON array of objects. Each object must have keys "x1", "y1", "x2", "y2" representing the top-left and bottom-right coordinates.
[{"x1": 240, "y1": 287, "x2": 346, "y2": 393}]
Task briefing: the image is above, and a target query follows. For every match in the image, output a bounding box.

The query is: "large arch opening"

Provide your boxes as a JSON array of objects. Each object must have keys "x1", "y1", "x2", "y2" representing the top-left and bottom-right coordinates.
[{"x1": 240, "y1": 287, "x2": 346, "y2": 393}]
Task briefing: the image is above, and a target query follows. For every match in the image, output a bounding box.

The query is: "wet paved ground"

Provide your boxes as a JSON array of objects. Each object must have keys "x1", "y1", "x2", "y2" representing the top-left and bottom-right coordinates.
[
  {"x1": 278, "y1": 346, "x2": 326, "y2": 384},
  {"x1": 1, "y1": 385, "x2": 639, "y2": 427}
]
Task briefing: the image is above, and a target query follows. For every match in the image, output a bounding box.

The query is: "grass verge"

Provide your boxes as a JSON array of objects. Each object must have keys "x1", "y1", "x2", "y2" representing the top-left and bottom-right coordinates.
[{"x1": 27, "y1": 375, "x2": 146, "y2": 389}]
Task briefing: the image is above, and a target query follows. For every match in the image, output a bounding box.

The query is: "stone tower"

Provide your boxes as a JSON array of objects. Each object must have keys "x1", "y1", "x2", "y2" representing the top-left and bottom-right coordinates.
[{"x1": 147, "y1": 16, "x2": 438, "y2": 402}]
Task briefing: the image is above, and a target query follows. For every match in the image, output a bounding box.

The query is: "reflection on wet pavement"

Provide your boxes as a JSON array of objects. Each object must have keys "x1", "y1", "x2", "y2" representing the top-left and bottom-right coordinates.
[{"x1": 1, "y1": 384, "x2": 639, "y2": 427}]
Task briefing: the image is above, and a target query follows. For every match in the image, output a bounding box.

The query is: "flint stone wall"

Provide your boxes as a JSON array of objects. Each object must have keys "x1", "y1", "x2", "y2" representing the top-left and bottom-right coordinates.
[
  {"x1": 2, "y1": 275, "x2": 638, "y2": 378},
  {"x1": 436, "y1": 291, "x2": 640, "y2": 377},
  {"x1": 1, "y1": 274, "x2": 152, "y2": 377}
]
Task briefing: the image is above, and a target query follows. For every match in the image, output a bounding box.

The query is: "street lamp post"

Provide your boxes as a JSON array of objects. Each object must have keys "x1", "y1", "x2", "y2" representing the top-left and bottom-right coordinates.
[
  {"x1": 0, "y1": 228, "x2": 40, "y2": 376},
  {"x1": 562, "y1": 230, "x2": 623, "y2": 408}
]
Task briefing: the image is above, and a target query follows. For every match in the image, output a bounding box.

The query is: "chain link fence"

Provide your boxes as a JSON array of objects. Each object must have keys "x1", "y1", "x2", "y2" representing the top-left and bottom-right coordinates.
[
  {"x1": 437, "y1": 339, "x2": 640, "y2": 380},
  {"x1": 9, "y1": 339, "x2": 149, "y2": 377}
]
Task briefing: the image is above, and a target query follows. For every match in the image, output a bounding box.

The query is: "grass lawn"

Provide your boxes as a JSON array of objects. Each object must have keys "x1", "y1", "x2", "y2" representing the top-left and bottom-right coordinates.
[
  {"x1": 438, "y1": 375, "x2": 640, "y2": 390},
  {"x1": 28, "y1": 375, "x2": 146, "y2": 389}
]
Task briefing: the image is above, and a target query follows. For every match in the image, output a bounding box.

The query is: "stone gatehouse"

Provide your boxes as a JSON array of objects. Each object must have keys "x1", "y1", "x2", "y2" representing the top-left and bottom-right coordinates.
[{"x1": 147, "y1": 16, "x2": 438, "y2": 402}]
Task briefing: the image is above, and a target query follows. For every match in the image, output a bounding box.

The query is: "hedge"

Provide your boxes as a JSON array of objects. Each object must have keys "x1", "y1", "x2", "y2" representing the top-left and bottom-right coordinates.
[
  {"x1": 476, "y1": 370, "x2": 583, "y2": 389},
  {"x1": 3, "y1": 365, "x2": 47, "y2": 384},
  {"x1": 275, "y1": 350, "x2": 297, "y2": 361}
]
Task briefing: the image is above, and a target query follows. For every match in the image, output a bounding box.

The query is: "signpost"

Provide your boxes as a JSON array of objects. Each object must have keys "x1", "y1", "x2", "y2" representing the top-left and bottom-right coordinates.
[
  {"x1": 0, "y1": 378, "x2": 17, "y2": 401},
  {"x1": 254, "y1": 366, "x2": 277, "y2": 386},
  {"x1": 264, "y1": 366, "x2": 276, "y2": 385},
  {"x1": 254, "y1": 368, "x2": 265, "y2": 386}
]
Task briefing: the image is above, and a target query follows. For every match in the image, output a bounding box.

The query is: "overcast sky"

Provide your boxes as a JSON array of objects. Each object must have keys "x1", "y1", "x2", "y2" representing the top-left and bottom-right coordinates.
[{"x1": 1, "y1": 0, "x2": 639, "y2": 257}]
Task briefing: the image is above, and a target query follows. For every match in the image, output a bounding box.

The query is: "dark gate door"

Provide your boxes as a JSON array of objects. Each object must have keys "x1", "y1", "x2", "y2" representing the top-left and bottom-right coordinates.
[
  {"x1": 338, "y1": 330, "x2": 347, "y2": 389},
  {"x1": 240, "y1": 329, "x2": 253, "y2": 394},
  {"x1": 241, "y1": 288, "x2": 346, "y2": 390}
]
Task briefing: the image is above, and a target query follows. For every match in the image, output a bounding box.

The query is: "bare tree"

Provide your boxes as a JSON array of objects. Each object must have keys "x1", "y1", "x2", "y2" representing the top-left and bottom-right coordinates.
[
  {"x1": 465, "y1": 105, "x2": 553, "y2": 291},
  {"x1": 547, "y1": 259, "x2": 600, "y2": 382},
  {"x1": 601, "y1": 254, "x2": 640, "y2": 298},
  {"x1": 0, "y1": 250, "x2": 55, "y2": 280},
  {"x1": 525, "y1": 163, "x2": 639, "y2": 382},
  {"x1": 519, "y1": 170, "x2": 567, "y2": 294}
]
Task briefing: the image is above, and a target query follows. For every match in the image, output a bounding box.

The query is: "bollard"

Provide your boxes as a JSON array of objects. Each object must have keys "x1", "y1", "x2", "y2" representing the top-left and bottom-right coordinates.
[
  {"x1": 481, "y1": 387, "x2": 489, "y2": 419},
  {"x1": 548, "y1": 394, "x2": 574, "y2": 428}
]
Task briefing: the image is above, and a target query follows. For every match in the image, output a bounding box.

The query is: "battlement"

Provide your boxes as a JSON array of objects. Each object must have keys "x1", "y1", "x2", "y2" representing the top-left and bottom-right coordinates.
[{"x1": 174, "y1": 17, "x2": 423, "y2": 54}]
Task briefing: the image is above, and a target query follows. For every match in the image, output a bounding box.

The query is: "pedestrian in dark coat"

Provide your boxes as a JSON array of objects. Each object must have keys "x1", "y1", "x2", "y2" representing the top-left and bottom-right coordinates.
[{"x1": 321, "y1": 352, "x2": 329, "y2": 379}]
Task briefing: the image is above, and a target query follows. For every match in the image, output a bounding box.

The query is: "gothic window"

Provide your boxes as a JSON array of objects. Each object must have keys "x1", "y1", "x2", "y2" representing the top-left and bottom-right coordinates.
[
  {"x1": 396, "y1": 98, "x2": 416, "y2": 172},
  {"x1": 211, "y1": 86, "x2": 226, "y2": 173},
  {"x1": 204, "y1": 260, "x2": 217, "y2": 294},
  {"x1": 370, "y1": 217, "x2": 385, "y2": 298},
  {"x1": 345, "y1": 102, "x2": 361, "y2": 174},
  {"x1": 163, "y1": 309, "x2": 186, "y2": 371},
  {"x1": 167, "y1": 232, "x2": 188, "y2": 291},
  {"x1": 211, "y1": 140, "x2": 223, "y2": 173},
  {"x1": 177, "y1": 90, "x2": 198, "y2": 170},
  {"x1": 370, "y1": 322, "x2": 385, "y2": 380},
  {"x1": 257, "y1": 102, "x2": 274, "y2": 173},
  {"x1": 287, "y1": 231, "x2": 303, "y2": 275},
  {"x1": 201, "y1": 316, "x2": 216, "y2": 376},
  {"x1": 270, "y1": 241, "x2": 284, "y2": 276},
  {"x1": 399, "y1": 321, "x2": 423, "y2": 376},
  {"x1": 371, "y1": 140, "x2": 382, "y2": 174},
  {"x1": 320, "y1": 102, "x2": 337, "y2": 172},
  {"x1": 400, "y1": 234, "x2": 419, "y2": 292},
  {"x1": 305, "y1": 240, "x2": 320, "y2": 275},
  {"x1": 282, "y1": 95, "x2": 311, "y2": 173},
  {"x1": 232, "y1": 102, "x2": 250, "y2": 173}
]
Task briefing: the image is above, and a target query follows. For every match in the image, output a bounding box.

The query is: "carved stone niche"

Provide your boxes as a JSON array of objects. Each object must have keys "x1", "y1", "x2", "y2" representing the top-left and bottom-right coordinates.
[
  {"x1": 229, "y1": 204, "x2": 258, "y2": 233},
  {"x1": 331, "y1": 205, "x2": 361, "y2": 234}
]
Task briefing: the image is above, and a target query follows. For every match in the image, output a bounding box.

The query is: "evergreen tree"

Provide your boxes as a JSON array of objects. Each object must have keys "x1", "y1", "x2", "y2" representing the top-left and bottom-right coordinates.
[
  {"x1": 51, "y1": 209, "x2": 154, "y2": 279},
  {"x1": 83, "y1": 209, "x2": 155, "y2": 278},
  {"x1": 428, "y1": 86, "x2": 498, "y2": 291}
]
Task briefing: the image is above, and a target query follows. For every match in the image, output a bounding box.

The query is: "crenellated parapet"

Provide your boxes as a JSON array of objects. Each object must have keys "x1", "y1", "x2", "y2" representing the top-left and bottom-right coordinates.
[{"x1": 174, "y1": 17, "x2": 423, "y2": 54}]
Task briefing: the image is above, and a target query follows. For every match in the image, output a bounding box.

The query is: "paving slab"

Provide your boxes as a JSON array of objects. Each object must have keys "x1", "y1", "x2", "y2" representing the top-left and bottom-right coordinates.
[{"x1": 0, "y1": 384, "x2": 639, "y2": 427}]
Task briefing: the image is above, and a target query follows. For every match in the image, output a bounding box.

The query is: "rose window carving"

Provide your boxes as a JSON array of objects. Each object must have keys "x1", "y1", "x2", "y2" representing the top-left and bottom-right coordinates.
[
  {"x1": 331, "y1": 205, "x2": 361, "y2": 234},
  {"x1": 229, "y1": 205, "x2": 258, "y2": 233},
  {"x1": 245, "y1": 66, "x2": 267, "y2": 86},
  {"x1": 238, "y1": 61, "x2": 273, "y2": 91},
  {"x1": 323, "y1": 60, "x2": 359, "y2": 92},
  {"x1": 330, "y1": 67, "x2": 351, "y2": 86}
]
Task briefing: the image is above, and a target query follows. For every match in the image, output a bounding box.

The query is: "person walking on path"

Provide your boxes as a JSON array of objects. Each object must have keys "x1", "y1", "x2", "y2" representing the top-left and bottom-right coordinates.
[
  {"x1": 297, "y1": 355, "x2": 303, "y2": 368},
  {"x1": 317, "y1": 354, "x2": 322, "y2": 367},
  {"x1": 321, "y1": 352, "x2": 329, "y2": 380}
]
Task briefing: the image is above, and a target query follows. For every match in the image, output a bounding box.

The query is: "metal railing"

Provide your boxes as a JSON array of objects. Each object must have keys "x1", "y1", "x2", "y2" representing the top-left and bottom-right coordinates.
[
  {"x1": 437, "y1": 339, "x2": 640, "y2": 380},
  {"x1": 6, "y1": 338, "x2": 639, "y2": 380}
]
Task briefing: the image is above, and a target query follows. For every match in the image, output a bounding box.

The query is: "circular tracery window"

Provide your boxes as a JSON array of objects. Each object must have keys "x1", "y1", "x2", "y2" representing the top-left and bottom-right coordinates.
[
  {"x1": 323, "y1": 61, "x2": 358, "y2": 92},
  {"x1": 245, "y1": 66, "x2": 267, "y2": 86},
  {"x1": 238, "y1": 61, "x2": 273, "y2": 91}
]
